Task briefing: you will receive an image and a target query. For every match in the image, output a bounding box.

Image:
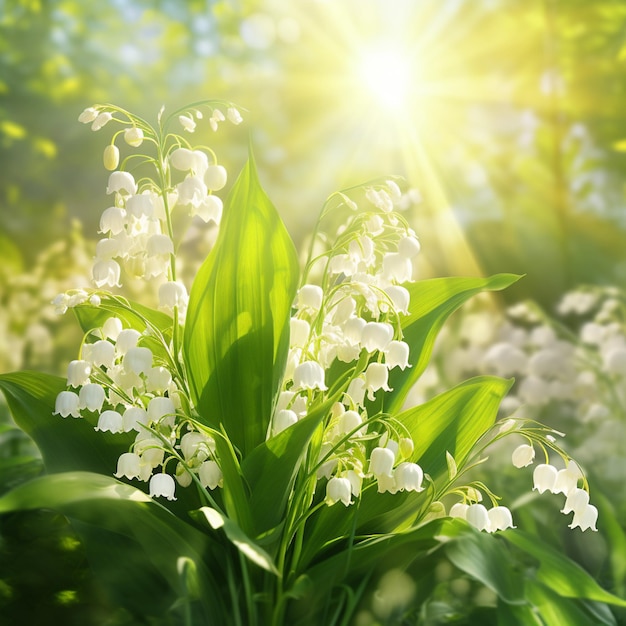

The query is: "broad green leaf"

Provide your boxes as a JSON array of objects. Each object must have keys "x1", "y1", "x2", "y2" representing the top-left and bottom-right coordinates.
[
  {"x1": 194, "y1": 506, "x2": 279, "y2": 575},
  {"x1": 445, "y1": 525, "x2": 526, "y2": 605},
  {"x1": 400, "y1": 376, "x2": 513, "y2": 481},
  {"x1": 497, "y1": 601, "x2": 543, "y2": 626},
  {"x1": 242, "y1": 397, "x2": 334, "y2": 536},
  {"x1": 525, "y1": 580, "x2": 617, "y2": 626},
  {"x1": 0, "y1": 471, "x2": 227, "y2": 622},
  {"x1": 504, "y1": 529, "x2": 626, "y2": 607},
  {"x1": 183, "y1": 155, "x2": 299, "y2": 456},
  {"x1": 385, "y1": 274, "x2": 520, "y2": 414}
]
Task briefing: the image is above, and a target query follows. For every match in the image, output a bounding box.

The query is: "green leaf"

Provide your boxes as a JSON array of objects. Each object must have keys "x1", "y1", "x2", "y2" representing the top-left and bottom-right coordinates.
[
  {"x1": 525, "y1": 580, "x2": 617, "y2": 626},
  {"x1": 400, "y1": 376, "x2": 513, "y2": 482},
  {"x1": 194, "y1": 506, "x2": 279, "y2": 575},
  {"x1": 242, "y1": 398, "x2": 333, "y2": 536},
  {"x1": 183, "y1": 155, "x2": 299, "y2": 456},
  {"x1": 0, "y1": 471, "x2": 227, "y2": 622},
  {"x1": 445, "y1": 525, "x2": 526, "y2": 605},
  {"x1": 504, "y1": 529, "x2": 626, "y2": 608},
  {"x1": 385, "y1": 274, "x2": 520, "y2": 414}
]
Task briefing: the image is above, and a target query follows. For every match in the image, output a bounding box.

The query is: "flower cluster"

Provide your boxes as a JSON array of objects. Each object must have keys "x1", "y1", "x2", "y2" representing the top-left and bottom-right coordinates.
[
  {"x1": 53, "y1": 311, "x2": 223, "y2": 500},
  {"x1": 273, "y1": 181, "x2": 426, "y2": 507},
  {"x1": 77, "y1": 102, "x2": 242, "y2": 294}
]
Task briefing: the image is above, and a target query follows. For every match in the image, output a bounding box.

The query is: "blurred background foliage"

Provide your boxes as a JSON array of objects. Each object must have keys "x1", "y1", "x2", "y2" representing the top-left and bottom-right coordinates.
[{"x1": 1, "y1": 0, "x2": 626, "y2": 623}]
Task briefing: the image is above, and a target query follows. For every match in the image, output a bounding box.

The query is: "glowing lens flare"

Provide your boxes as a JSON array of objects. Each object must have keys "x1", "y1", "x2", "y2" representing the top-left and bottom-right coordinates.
[{"x1": 357, "y1": 46, "x2": 413, "y2": 112}]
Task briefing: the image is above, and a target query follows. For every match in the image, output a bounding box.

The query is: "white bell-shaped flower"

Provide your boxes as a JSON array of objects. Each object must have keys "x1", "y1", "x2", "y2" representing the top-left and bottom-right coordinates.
[
  {"x1": 102, "y1": 317, "x2": 123, "y2": 341},
  {"x1": 466, "y1": 504, "x2": 490, "y2": 532},
  {"x1": 328, "y1": 254, "x2": 358, "y2": 277},
  {"x1": 204, "y1": 165, "x2": 227, "y2": 190},
  {"x1": 292, "y1": 361, "x2": 327, "y2": 391},
  {"x1": 99, "y1": 207, "x2": 127, "y2": 235},
  {"x1": 126, "y1": 194, "x2": 155, "y2": 219},
  {"x1": 568, "y1": 504, "x2": 598, "y2": 532},
  {"x1": 78, "y1": 383, "x2": 105, "y2": 412},
  {"x1": 115, "y1": 452, "x2": 142, "y2": 479},
  {"x1": 147, "y1": 396, "x2": 176, "y2": 424},
  {"x1": 398, "y1": 235, "x2": 421, "y2": 258},
  {"x1": 512, "y1": 444, "x2": 535, "y2": 468},
  {"x1": 91, "y1": 111, "x2": 112, "y2": 131},
  {"x1": 227, "y1": 107, "x2": 243, "y2": 124},
  {"x1": 533, "y1": 463, "x2": 558, "y2": 494},
  {"x1": 177, "y1": 175, "x2": 207, "y2": 207},
  {"x1": 106, "y1": 171, "x2": 137, "y2": 195},
  {"x1": 95, "y1": 410, "x2": 124, "y2": 433},
  {"x1": 346, "y1": 469, "x2": 363, "y2": 498},
  {"x1": 296, "y1": 284, "x2": 324, "y2": 311},
  {"x1": 180, "y1": 431, "x2": 213, "y2": 461},
  {"x1": 78, "y1": 107, "x2": 98, "y2": 123},
  {"x1": 325, "y1": 476, "x2": 352, "y2": 506},
  {"x1": 149, "y1": 473, "x2": 177, "y2": 500},
  {"x1": 54, "y1": 391, "x2": 81, "y2": 418},
  {"x1": 170, "y1": 148, "x2": 196, "y2": 171},
  {"x1": 95, "y1": 238, "x2": 122, "y2": 261},
  {"x1": 365, "y1": 214, "x2": 385, "y2": 235},
  {"x1": 178, "y1": 114, "x2": 196, "y2": 133},
  {"x1": 366, "y1": 187, "x2": 393, "y2": 212},
  {"x1": 369, "y1": 446, "x2": 395, "y2": 478},
  {"x1": 561, "y1": 487, "x2": 589, "y2": 515},
  {"x1": 382, "y1": 252, "x2": 412, "y2": 283},
  {"x1": 487, "y1": 506, "x2": 516, "y2": 532},
  {"x1": 365, "y1": 362, "x2": 392, "y2": 401},
  {"x1": 384, "y1": 285, "x2": 410, "y2": 315},
  {"x1": 122, "y1": 406, "x2": 149, "y2": 432},
  {"x1": 123, "y1": 346, "x2": 153, "y2": 375},
  {"x1": 384, "y1": 341, "x2": 411, "y2": 370},
  {"x1": 337, "y1": 410, "x2": 364, "y2": 437},
  {"x1": 345, "y1": 376, "x2": 366, "y2": 407},
  {"x1": 89, "y1": 340, "x2": 116, "y2": 369},
  {"x1": 343, "y1": 317, "x2": 366, "y2": 345},
  {"x1": 115, "y1": 329, "x2": 141, "y2": 355},
  {"x1": 449, "y1": 502, "x2": 469, "y2": 519},
  {"x1": 93, "y1": 259, "x2": 121, "y2": 288},
  {"x1": 361, "y1": 322, "x2": 394, "y2": 353},
  {"x1": 394, "y1": 462, "x2": 424, "y2": 492},
  {"x1": 124, "y1": 127, "x2": 144, "y2": 147},
  {"x1": 67, "y1": 360, "x2": 91, "y2": 387},
  {"x1": 192, "y1": 195, "x2": 223, "y2": 224},
  {"x1": 145, "y1": 366, "x2": 172, "y2": 393},
  {"x1": 199, "y1": 460, "x2": 223, "y2": 490},
  {"x1": 146, "y1": 234, "x2": 174, "y2": 257},
  {"x1": 158, "y1": 281, "x2": 188, "y2": 314},
  {"x1": 272, "y1": 409, "x2": 298, "y2": 436},
  {"x1": 553, "y1": 461, "x2": 583, "y2": 495}
]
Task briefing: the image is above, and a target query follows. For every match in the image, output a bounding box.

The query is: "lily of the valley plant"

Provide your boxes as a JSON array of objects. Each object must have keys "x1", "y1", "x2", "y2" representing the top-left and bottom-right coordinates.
[{"x1": 1, "y1": 102, "x2": 624, "y2": 626}]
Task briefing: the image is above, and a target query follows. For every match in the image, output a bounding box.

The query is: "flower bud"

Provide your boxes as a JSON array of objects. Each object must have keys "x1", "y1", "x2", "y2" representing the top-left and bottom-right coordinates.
[
  {"x1": 124, "y1": 127, "x2": 144, "y2": 147},
  {"x1": 511, "y1": 443, "x2": 535, "y2": 468},
  {"x1": 103, "y1": 144, "x2": 120, "y2": 171},
  {"x1": 91, "y1": 111, "x2": 112, "y2": 131},
  {"x1": 78, "y1": 107, "x2": 98, "y2": 123},
  {"x1": 227, "y1": 107, "x2": 243, "y2": 124}
]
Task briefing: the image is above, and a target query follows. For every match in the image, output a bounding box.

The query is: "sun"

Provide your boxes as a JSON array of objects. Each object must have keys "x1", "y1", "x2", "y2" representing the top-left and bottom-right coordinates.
[{"x1": 356, "y1": 44, "x2": 414, "y2": 113}]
